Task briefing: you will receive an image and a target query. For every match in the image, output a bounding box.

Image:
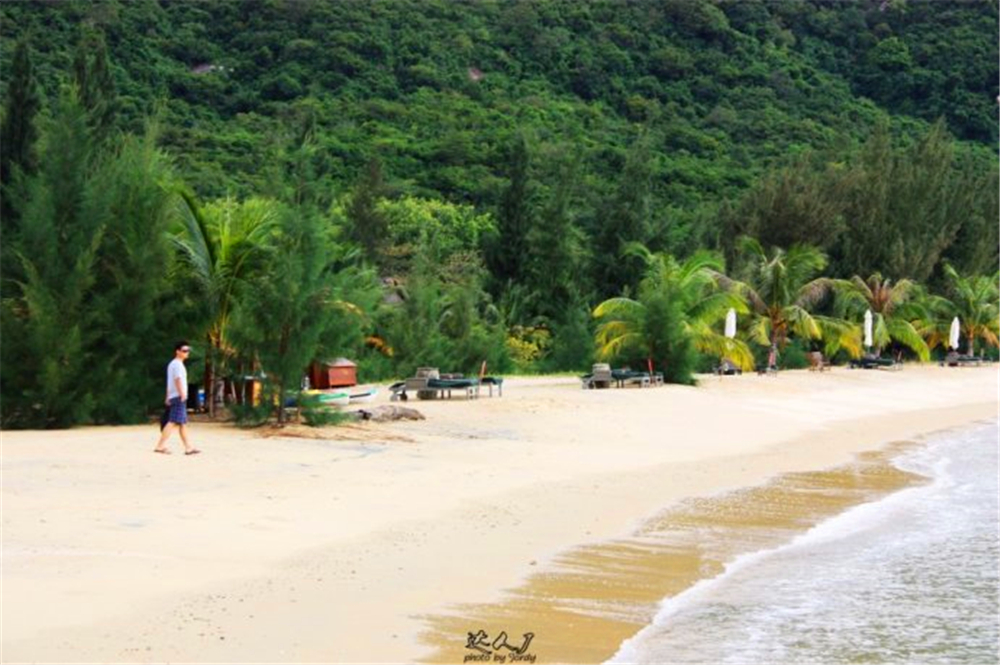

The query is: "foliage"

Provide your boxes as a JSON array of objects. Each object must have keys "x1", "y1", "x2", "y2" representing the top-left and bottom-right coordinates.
[
  {"x1": 730, "y1": 237, "x2": 852, "y2": 360},
  {"x1": 488, "y1": 133, "x2": 535, "y2": 289},
  {"x1": 833, "y1": 272, "x2": 929, "y2": 361},
  {"x1": 0, "y1": 90, "x2": 188, "y2": 427},
  {"x1": 172, "y1": 194, "x2": 281, "y2": 415},
  {"x1": 228, "y1": 204, "x2": 371, "y2": 424},
  {"x1": 343, "y1": 157, "x2": 388, "y2": 264},
  {"x1": 828, "y1": 121, "x2": 987, "y2": 283},
  {"x1": 522, "y1": 147, "x2": 587, "y2": 325},
  {"x1": 594, "y1": 249, "x2": 747, "y2": 383},
  {"x1": 299, "y1": 395, "x2": 353, "y2": 427},
  {"x1": 506, "y1": 325, "x2": 552, "y2": 373},
  {"x1": 72, "y1": 27, "x2": 117, "y2": 146},
  {"x1": 230, "y1": 401, "x2": 273, "y2": 428},
  {"x1": 940, "y1": 264, "x2": 1000, "y2": 356},
  {"x1": 0, "y1": 38, "x2": 40, "y2": 229},
  {"x1": 2, "y1": 89, "x2": 101, "y2": 427},
  {"x1": 376, "y1": 195, "x2": 496, "y2": 271},
  {"x1": 717, "y1": 154, "x2": 845, "y2": 262},
  {"x1": 87, "y1": 129, "x2": 191, "y2": 422},
  {"x1": 377, "y1": 248, "x2": 510, "y2": 378},
  {"x1": 1, "y1": 1, "x2": 998, "y2": 427},
  {"x1": 542, "y1": 302, "x2": 596, "y2": 373},
  {"x1": 593, "y1": 134, "x2": 654, "y2": 299}
]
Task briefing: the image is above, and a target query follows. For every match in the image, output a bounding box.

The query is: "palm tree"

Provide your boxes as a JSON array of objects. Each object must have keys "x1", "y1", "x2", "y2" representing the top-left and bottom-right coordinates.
[
  {"x1": 730, "y1": 237, "x2": 854, "y2": 366},
  {"x1": 835, "y1": 272, "x2": 930, "y2": 361},
  {"x1": 942, "y1": 264, "x2": 999, "y2": 356},
  {"x1": 172, "y1": 193, "x2": 280, "y2": 415},
  {"x1": 593, "y1": 249, "x2": 753, "y2": 383}
]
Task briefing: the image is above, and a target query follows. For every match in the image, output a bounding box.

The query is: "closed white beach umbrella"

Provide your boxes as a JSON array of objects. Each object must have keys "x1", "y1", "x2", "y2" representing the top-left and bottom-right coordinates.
[
  {"x1": 863, "y1": 310, "x2": 873, "y2": 349},
  {"x1": 949, "y1": 317, "x2": 961, "y2": 350},
  {"x1": 725, "y1": 308, "x2": 737, "y2": 339}
]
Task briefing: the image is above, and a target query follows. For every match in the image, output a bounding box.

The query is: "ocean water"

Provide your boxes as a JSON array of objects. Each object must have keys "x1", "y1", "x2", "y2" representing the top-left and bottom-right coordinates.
[{"x1": 610, "y1": 420, "x2": 1000, "y2": 665}]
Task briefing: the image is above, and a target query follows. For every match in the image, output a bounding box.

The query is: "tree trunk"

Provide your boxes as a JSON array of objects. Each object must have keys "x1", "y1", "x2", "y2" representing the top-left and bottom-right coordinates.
[
  {"x1": 203, "y1": 336, "x2": 215, "y2": 418},
  {"x1": 276, "y1": 381, "x2": 286, "y2": 425}
]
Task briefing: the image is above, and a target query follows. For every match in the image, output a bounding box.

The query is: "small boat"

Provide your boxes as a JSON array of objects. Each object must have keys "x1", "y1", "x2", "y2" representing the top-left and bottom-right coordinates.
[
  {"x1": 302, "y1": 389, "x2": 350, "y2": 408},
  {"x1": 349, "y1": 387, "x2": 378, "y2": 404}
]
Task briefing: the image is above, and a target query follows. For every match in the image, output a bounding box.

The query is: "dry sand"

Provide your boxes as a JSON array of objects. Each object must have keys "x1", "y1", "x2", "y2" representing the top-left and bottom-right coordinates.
[{"x1": 2, "y1": 365, "x2": 997, "y2": 663}]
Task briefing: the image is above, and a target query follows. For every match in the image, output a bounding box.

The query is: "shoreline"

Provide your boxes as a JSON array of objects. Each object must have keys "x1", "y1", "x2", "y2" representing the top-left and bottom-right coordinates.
[
  {"x1": 420, "y1": 427, "x2": 983, "y2": 664},
  {"x1": 2, "y1": 366, "x2": 997, "y2": 662}
]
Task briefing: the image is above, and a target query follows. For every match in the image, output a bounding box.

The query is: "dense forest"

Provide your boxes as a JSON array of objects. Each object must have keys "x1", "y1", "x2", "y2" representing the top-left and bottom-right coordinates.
[{"x1": 1, "y1": 0, "x2": 997, "y2": 428}]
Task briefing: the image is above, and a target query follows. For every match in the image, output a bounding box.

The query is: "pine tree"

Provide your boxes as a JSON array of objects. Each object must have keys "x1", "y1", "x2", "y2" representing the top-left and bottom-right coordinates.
[
  {"x1": 230, "y1": 204, "x2": 367, "y2": 424},
  {"x1": 718, "y1": 154, "x2": 845, "y2": 263},
  {"x1": 831, "y1": 121, "x2": 970, "y2": 282},
  {"x1": 0, "y1": 38, "x2": 41, "y2": 227},
  {"x1": 345, "y1": 157, "x2": 388, "y2": 264},
  {"x1": 489, "y1": 133, "x2": 535, "y2": 288},
  {"x1": 73, "y1": 28, "x2": 118, "y2": 146},
  {"x1": 524, "y1": 149, "x2": 584, "y2": 324},
  {"x1": 1, "y1": 89, "x2": 101, "y2": 427},
  {"x1": 87, "y1": 129, "x2": 185, "y2": 423},
  {"x1": 593, "y1": 134, "x2": 653, "y2": 298},
  {"x1": 942, "y1": 163, "x2": 999, "y2": 276}
]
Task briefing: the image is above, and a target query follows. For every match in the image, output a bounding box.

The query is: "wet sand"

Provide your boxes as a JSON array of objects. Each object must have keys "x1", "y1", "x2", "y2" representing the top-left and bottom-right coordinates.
[
  {"x1": 2, "y1": 365, "x2": 996, "y2": 663},
  {"x1": 421, "y1": 443, "x2": 924, "y2": 663}
]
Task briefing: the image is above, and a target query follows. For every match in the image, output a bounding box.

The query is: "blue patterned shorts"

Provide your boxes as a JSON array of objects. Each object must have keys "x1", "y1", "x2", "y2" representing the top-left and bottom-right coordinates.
[{"x1": 168, "y1": 397, "x2": 188, "y2": 425}]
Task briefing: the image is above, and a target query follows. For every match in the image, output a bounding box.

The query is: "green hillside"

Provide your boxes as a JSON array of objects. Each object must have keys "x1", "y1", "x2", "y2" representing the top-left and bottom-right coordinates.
[
  {"x1": 3, "y1": 0, "x2": 996, "y2": 202},
  {"x1": 1, "y1": 0, "x2": 997, "y2": 428}
]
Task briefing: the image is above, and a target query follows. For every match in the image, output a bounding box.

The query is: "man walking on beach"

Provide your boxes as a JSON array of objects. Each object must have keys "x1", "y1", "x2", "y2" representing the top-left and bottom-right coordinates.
[{"x1": 153, "y1": 341, "x2": 201, "y2": 456}]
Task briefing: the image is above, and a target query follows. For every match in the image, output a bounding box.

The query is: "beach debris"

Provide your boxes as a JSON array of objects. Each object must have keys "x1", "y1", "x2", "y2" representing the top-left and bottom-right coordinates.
[{"x1": 353, "y1": 405, "x2": 425, "y2": 422}]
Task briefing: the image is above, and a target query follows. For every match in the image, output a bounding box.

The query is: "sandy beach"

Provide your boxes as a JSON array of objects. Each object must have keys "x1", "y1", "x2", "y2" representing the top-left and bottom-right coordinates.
[{"x1": 2, "y1": 365, "x2": 997, "y2": 663}]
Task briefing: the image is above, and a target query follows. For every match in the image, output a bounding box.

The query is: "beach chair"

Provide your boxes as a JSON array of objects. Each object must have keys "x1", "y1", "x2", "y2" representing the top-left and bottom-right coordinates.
[
  {"x1": 584, "y1": 364, "x2": 613, "y2": 389},
  {"x1": 612, "y1": 368, "x2": 652, "y2": 388},
  {"x1": 942, "y1": 352, "x2": 988, "y2": 367},
  {"x1": 426, "y1": 376, "x2": 479, "y2": 399},
  {"x1": 714, "y1": 359, "x2": 743, "y2": 376},
  {"x1": 756, "y1": 348, "x2": 779, "y2": 377},
  {"x1": 850, "y1": 355, "x2": 899, "y2": 370},
  {"x1": 389, "y1": 381, "x2": 408, "y2": 401},
  {"x1": 480, "y1": 376, "x2": 504, "y2": 396},
  {"x1": 477, "y1": 360, "x2": 503, "y2": 396},
  {"x1": 807, "y1": 352, "x2": 831, "y2": 372}
]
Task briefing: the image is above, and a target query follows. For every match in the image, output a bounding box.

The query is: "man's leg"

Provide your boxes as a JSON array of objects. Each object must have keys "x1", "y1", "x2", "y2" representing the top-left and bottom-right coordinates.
[
  {"x1": 177, "y1": 424, "x2": 199, "y2": 454},
  {"x1": 154, "y1": 423, "x2": 176, "y2": 452}
]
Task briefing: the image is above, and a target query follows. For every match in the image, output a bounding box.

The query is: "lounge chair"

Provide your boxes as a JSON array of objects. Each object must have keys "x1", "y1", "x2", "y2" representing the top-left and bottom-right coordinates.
[
  {"x1": 480, "y1": 376, "x2": 503, "y2": 396},
  {"x1": 941, "y1": 352, "x2": 990, "y2": 367},
  {"x1": 389, "y1": 381, "x2": 408, "y2": 401},
  {"x1": 426, "y1": 376, "x2": 479, "y2": 399},
  {"x1": 475, "y1": 362, "x2": 503, "y2": 397},
  {"x1": 756, "y1": 348, "x2": 779, "y2": 376},
  {"x1": 807, "y1": 352, "x2": 831, "y2": 372},
  {"x1": 849, "y1": 355, "x2": 900, "y2": 370},
  {"x1": 611, "y1": 369, "x2": 652, "y2": 388},
  {"x1": 714, "y1": 360, "x2": 743, "y2": 376},
  {"x1": 388, "y1": 372, "x2": 445, "y2": 401},
  {"x1": 582, "y1": 363, "x2": 613, "y2": 389}
]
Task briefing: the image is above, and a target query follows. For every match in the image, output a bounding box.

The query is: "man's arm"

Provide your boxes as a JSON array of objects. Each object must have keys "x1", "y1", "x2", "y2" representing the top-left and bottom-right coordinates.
[{"x1": 174, "y1": 375, "x2": 187, "y2": 402}]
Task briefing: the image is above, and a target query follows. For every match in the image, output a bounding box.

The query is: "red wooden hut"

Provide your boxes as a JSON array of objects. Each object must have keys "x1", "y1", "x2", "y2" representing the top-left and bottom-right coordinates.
[{"x1": 309, "y1": 358, "x2": 358, "y2": 389}]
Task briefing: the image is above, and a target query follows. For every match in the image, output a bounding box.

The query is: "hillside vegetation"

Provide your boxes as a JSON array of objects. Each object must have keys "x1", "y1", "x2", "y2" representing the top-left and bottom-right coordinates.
[{"x1": 1, "y1": 0, "x2": 997, "y2": 428}]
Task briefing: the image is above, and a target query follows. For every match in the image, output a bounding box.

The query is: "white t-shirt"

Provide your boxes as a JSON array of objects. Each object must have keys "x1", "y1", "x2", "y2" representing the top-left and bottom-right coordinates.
[{"x1": 167, "y1": 358, "x2": 188, "y2": 401}]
